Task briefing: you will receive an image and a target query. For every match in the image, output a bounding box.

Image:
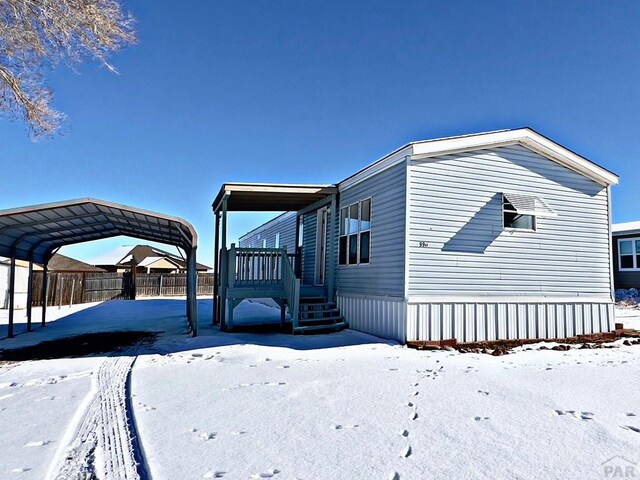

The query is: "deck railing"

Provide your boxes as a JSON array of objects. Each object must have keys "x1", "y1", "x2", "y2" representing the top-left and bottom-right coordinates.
[
  {"x1": 281, "y1": 249, "x2": 300, "y2": 329},
  {"x1": 224, "y1": 244, "x2": 300, "y2": 328}
]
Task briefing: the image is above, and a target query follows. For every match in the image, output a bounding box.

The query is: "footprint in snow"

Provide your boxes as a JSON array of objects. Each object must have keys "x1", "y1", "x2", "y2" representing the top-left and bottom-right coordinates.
[
  {"x1": 388, "y1": 472, "x2": 400, "y2": 480},
  {"x1": 11, "y1": 467, "x2": 31, "y2": 473},
  {"x1": 410, "y1": 412, "x2": 418, "y2": 421},
  {"x1": 276, "y1": 365, "x2": 290, "y2": 369},
  {"x1": 385, "y1": 368, "x2": 399, "y2": 371},
  {"x1": 477, "y1": 390, "x2": 490, "y2": 396},
  {"x1": 621, "y1": 425, "x2": 640, "y2": 433},
  {"x1": 251, "y1": 468, "x2": 280, "y2": 478},
  {"x1": 626, "y1": 413, "x2": 637, "y2": 417},
  {"x1": 330, "y1": 424, "x2": 359, "y2": 430},
  {"x1": 554, "y1": 410, "x2": 594, "y2": 420},
  {"x1": 230, "y1": 431, "x2": 247, "y2": 435},
  {"x1": 474, "y1": 417, "x2": 489, "y2": 422},
  {"x1": 24, "y1": 440, "x2": 49, "y2": 447},
  {"x1": 199, "y1": 432, "x2": 217, "y2": 441},
  {"x1": 203, "y1": 470, "x2": 226, "y2": 478},
  {"x1": 399, "y1": 429, "x2": 409, "y2": 437},
  {"x1": 406, "y1": 402, "x2": 414, "y2": 408},
  {"x1": 401, "y1": 445, "x2": 412, "y2": 457}
]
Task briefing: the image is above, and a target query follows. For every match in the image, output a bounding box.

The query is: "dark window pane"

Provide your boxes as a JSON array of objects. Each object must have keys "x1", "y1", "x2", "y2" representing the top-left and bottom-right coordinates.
[
  {"x1": 348, "y1": 234, "x2": 358, "y2": 264},
  {"x1": 360, "y1": 231, "x2": 370, "y2": 263},
  {"x1": 620, "y1": 240, "x2": 633, "y2": 255},
  {"x1": 339, "y1": 236, "x2": 347, "y2": 265},
  {"x1": 636, "y1": 240, "x2": 640, "y2": 254},
  {"x1": 340, "y1": 207, "x2": 348, "y2": 236},
  {"x1": 504, "y1": 212, "x2": 534, "y2": 230},
  {"x1": 360, "y1": 199, "x2": 371, "y2": 230},
  {"x1": 349, "y1": 204, "x2": 359, "y2": 233},
  {"x1": 621, "y1": 255, "x2": 634, "y2": 269}
]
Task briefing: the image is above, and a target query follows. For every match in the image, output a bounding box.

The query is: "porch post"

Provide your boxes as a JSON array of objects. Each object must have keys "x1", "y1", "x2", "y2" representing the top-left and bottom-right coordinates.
[
  {"x1": 294, "y1": 214, "x2": 302, "y2": 278},
  {"x1": 219, "y1": 196, "x2": 228, "y2": 330},
  {"x1": 26, "y1": 260, "x2": 33, "y2": 332},
  {"x1": 213, "y1": 211, "x2": 220, "y2": 325},
  {"x1": 7, "y1": 254, "x2": 16, "y2": 338},
  {"x1": 327, "y1": 194, "x2": 337, "y2": 303}
]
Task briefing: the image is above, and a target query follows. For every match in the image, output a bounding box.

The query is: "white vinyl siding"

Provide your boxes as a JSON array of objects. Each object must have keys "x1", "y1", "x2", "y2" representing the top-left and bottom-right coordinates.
[
  {"x1": 238, "y1": 212, "x2": 296, "y2": 253},
  {"x1": 338, "y1": 161, "x2": 406, "y2": 297},
  {"x1": 407, "y1": 145, "x2": 612, "y2": 298}
]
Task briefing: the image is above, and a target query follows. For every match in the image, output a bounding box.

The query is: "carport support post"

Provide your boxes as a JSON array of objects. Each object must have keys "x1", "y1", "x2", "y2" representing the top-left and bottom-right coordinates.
[
  {"x1": 186, "y1": 247, "x2": 198, "y2": 336},
  {"x1": 7, "y1": 254, "x2": 16, "y2": 338},
  {"x1": 41, "y1": 263, "x2": 48, "y2": 326},
  {"x1": 26, "y1": 260, "x2": 33, "y2": 332}
]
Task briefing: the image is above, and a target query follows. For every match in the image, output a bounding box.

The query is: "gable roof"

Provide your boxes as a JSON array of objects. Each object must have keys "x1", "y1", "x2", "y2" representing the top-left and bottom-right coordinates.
[
  {"x1": 612, "y1": 221, "x2": 640, "y2": 236},
  {"x1": 339, "y1": 128, "x2": 619, "y2": 190},
  {"x1": 89, "y1": 244, "x2": 210, "y2": 270},
  {"x1": 48, "y1": 253, "x2": 106, "y2": 272}
]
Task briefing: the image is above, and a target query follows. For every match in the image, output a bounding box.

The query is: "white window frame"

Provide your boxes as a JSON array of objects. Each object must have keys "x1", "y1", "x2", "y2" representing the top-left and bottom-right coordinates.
[
  {"x1": 339, "y1": 197, "x2": 372, "y2": 266},
  {"x1": 502, "y1": 194, "x2": 537, "y2": 232},
  {"x1": 618, "y1": 237, "x2": 640, "y2": 271}
]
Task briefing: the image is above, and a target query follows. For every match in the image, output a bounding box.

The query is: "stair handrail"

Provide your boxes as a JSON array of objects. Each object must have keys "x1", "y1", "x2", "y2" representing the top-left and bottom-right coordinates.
[{"x1": 280, "y1": 245, "x2": 300, "y2": 330}]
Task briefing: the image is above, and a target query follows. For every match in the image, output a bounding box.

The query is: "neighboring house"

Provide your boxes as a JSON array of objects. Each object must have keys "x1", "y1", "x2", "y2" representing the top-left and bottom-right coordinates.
[
  {"x1": 48, "y1": 253, "x2": 106, "y2": 272},
  {"x1": 612, "y1": 221, "x2": 640, "y2": 289},
  {"x1": 89, "y1": 245, "x2": 210, "y2": 274},
  {"x1": 222, "y1": 128, "x2": 618, "y2": 343},
  {"x1": 0, "y1": 258, "x2": 39, "y2": 309}
]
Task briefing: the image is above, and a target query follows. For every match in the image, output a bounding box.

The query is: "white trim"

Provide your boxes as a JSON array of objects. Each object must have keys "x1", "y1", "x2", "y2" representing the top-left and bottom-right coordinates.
[
  {"x1": 314, "y1": 207, "x2": 328, "y2": 285},
  {"x1": 607, "y1": 187, "x2": 615, "y2": 301},
  {"x1": 407, "y1": 295, "x2": 613, "y2": 304},
  {"x1": 403, "y1": 156, "x2": 411, "y2": 300},
  {"x1": 339, "y1": 147, "x2": 412, "y2": 191},
  {"x1": 617, "y1": 237, "x2": 640, "y2": 271},
  {"x1": 337, "y1": 292, "x2": 405, "y2": 302},
  {"x1": 409, "y1": 128, "x2": 618, "y2": 187}
]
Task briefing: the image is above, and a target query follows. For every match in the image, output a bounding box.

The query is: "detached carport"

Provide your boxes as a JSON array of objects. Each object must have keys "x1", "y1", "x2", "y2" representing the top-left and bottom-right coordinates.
[{"x1": 0, "y1": 198, "x2": 199, "y2": 337}]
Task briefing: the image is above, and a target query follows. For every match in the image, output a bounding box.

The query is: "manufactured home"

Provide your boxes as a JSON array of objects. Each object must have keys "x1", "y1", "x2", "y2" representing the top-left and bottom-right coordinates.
[
  {"x1": 213, "y1": 128, "x2": 619, "y2": 343},
  {"x1": 612, "y1": 221, "x2": 640, "y2": 290}
]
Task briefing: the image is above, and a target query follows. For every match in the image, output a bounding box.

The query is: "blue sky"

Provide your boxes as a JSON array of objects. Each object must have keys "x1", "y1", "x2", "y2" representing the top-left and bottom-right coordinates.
[{"x1": 1, "y1": 0, "x2": 639, "y2": 266}]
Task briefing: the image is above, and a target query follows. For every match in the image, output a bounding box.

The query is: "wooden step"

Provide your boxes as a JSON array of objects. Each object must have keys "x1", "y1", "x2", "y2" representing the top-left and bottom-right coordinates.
[
  {"x1": 299, "y1": 309, "x2": 341, "y2": 319},
  {"x1": 293, "y1": 321, "x2": 348, "y2": 334},
  {"x1": 300, "y1": 302, "x2": 336, "y2": 312},
  {"x1": 298, "y1": 315, "x2": 344, "y2": 326}
]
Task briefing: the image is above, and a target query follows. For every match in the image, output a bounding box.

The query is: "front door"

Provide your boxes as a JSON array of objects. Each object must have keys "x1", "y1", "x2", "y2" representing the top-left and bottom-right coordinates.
[{"x1": 314, "y1": 207, "x2": 327, "y2": 285}]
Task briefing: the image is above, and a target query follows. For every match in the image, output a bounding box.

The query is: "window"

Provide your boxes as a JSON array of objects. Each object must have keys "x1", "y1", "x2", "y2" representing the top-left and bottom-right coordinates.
[
  {"x1": 275, "y1": 233, "x2": 280, "y2": 249},
  {"x1": 339, "y1": 198, "x2": 371, "y2": 265},
  {"x1": 619, "y1": 238, "x2": 640, "y2": 271},
  {"x1": 502, "y1": 192, "x2": 556, "y2": 231}
]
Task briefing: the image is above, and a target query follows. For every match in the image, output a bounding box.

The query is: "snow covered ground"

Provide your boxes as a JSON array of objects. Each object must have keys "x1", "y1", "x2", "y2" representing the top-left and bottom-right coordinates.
[{"x1": 0, "y1": 300, "x2": 639, "y2": 479}]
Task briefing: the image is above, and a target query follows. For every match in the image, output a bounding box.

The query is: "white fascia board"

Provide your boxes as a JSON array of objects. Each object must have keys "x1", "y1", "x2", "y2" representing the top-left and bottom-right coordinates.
[
  {"x1": 339, "y1": 146, "x2": 413, "y2": 191},
  {"x1": 409, "y1": 129, "x2": 619, "y2": 187},
  {"x1": 406, "y1": 295, "x2": 613, "y2": 304}
]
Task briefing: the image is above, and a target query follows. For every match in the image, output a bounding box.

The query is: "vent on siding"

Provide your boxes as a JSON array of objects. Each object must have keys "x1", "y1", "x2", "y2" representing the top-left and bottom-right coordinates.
[{"x1": 502, "y1": 192, "x2": 556, "y2": 218}]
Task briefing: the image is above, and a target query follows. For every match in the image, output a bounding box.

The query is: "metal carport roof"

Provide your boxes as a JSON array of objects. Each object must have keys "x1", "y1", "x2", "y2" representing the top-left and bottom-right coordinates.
[{"x1": 0, "y1": 198, "x2": 199, "y2": 337}]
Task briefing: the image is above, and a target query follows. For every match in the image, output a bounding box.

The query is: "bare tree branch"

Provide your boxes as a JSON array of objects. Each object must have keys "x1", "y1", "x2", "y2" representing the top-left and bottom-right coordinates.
[{"x1": 0, "y1": 0, "x2": 136, "y2": 139}]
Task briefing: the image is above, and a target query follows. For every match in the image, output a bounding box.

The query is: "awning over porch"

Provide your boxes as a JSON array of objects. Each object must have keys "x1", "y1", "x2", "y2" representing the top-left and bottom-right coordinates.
[
  {"x1": 212, "y1": 183, "x2": 337, "y2": 213},
  {"x1": 211, "y1": 182, "x2": 338, "y2": 331}
]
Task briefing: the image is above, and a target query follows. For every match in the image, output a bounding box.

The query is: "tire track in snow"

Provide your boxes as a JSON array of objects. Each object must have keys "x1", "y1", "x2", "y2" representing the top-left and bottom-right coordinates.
[{"x1": 47, "y1": 355, "x2": 148, "y2": 480}]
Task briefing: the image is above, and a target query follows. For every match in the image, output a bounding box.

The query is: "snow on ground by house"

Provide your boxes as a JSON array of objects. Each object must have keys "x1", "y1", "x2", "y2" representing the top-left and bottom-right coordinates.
[{"x1": 0, "y1": 300, "x2": 638, "y2": 479}]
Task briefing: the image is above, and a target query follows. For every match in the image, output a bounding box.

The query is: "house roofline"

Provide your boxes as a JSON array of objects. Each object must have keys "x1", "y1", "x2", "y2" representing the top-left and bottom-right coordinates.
[{"x1": 338, "y1": 127, "x2": 618, "y2": 190}]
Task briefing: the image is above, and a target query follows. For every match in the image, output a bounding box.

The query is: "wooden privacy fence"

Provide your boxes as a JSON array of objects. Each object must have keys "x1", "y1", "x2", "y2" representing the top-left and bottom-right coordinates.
[
  {"x1": 135, "y1": 273, "x2": 215, "y2": 297},
  {"x1": 31, "y1": 272, "x2": 215, "y2": 306}
]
